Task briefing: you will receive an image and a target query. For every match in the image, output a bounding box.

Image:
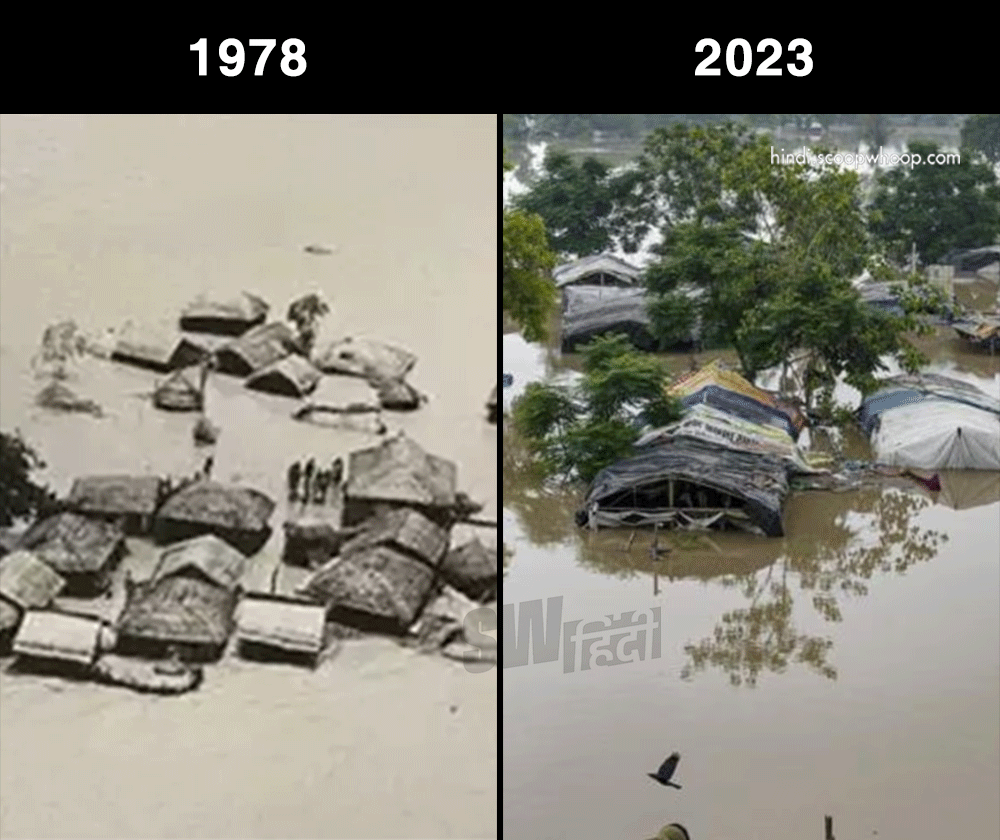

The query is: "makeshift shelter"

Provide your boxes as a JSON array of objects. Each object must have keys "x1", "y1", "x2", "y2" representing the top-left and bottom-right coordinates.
[
  {"x1": 337, "y1": 508, "x2": 450, "y2": 570},
  {"x1": 858, "y1": 373, "x2": 1000, "y2": 435},
  {"x1": 214, "y1": 322, "x2": 298, "y2": 377},
  {"x1": 0, "y1": 550, "x2": 65, "y2": 637},
  {"x1": 561, "y1": 286, "x2": 658, "y2": 352},
  {"x1": 111, "y1": 324, "x2": 206, "y2": 373},
  {"x1": 667, "y1": 360, "x2": 807, "y2": 441},
  {"x1": 153, "y1": 367, "x2": 203, "y2": 412},
  {"x1": 580, "y1": 437, "x2": 791, "y2": 537},
  {"x1": 67, "y1": 475, "x2": 164, "y2": 535},
  {"x1": 552, "y1": 253, "x2": 641, "y2": 289},
  {"x1": 952, "y1": 317, "x2": 1000, "y2": 352},
  {"x1": 154, "y1": 480, "x2": 275, "y2": 555},
  {"x1": 313, "y1": 337, "x2": 416, "y2": 381},
  {"x1": 343, "y1": 434, "x2": 457, "y2": 527},
  {"x1": 17, "y1": 512, "x2": 125, "y2": 597},
  {"x1": 440, "y1": 537, "x2": 498, "y2": 602},
  {"x1": 116, "y1": 535, "x2": 247, "y2": 660},
  {"x1": 180, "y1": 292, "x2": 269, "y2": 336},
  {"x1": 245, "y1": 355, "x2": 321, "y2": 398}
]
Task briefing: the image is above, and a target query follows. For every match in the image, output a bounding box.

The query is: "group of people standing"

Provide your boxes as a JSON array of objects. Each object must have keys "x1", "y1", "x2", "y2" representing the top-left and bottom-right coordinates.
[{"x1": 288, "y1": 456, "x2": 344, "y2": 504}]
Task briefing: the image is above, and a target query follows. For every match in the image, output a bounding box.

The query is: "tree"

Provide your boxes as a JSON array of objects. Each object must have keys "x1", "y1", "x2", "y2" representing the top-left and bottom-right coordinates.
[
  {"x1": 503, "y1": 150, "x2": 557, "y2": 342},
  {"x1": 868, "y1": 140, "x2": 1000, "y2": 265},
  {"x1": 286, "y1": 292, "x2": 330, "y2": 356},
  {"x1": 961, "y1": 114, "x2": 1000, "y2": 164},
  {"x1": 32, "y1": 320, "x2": 88, "y2": 380},
  {"x1": 861, "y1": 114, "x2": 892, "y2": 151},
  {"x1": 511, "y1": 335, "x2": 683, "y2": 484},
  {"x1": 0, "y1": 431, "x2": 56, "y2": 527}
]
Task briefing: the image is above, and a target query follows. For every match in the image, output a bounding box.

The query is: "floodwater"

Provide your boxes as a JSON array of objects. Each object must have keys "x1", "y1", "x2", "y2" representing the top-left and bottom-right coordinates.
[
  {"x1": 0, "y1": 114, "x2": 497, "y2": 839},
  {"x1": 502, "y1": 320, "x2": 1000, "y2": 839}
]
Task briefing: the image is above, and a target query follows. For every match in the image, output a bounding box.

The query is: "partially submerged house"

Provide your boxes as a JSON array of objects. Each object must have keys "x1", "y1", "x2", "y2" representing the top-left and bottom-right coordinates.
[
  {"x1": 111, "y1": 324, "x2": 206, "y2": 373},
  {"x1": 337, "y1": 508, "x2": 450, "y2": 570},
  {"x1": 17, "y1": 512, "x2": 126, "y2": 597},
  {"x1": 154, "y1": 479, "x2": 275, "y2": 555},
  {"x1": 245, "y1": 354, "x2": 321, "y2": 398},
  {"x1": 561, "y1": 286, "x2": 657, "y2": 352},
  {"x1": 214, "y1": 322, "x2": 298, "y2": 377},
  {"x1": 0, "y1": 550, "x2": 65, "y2": 638},
  {"x1": 952, "y1": 316, "x2": 1000, "y2": 352},
  {"x1": 116, "y1": 535, "x2": 247, "y2": 660},
  {"x1": 180, "y1": 292, "x2": 269, "y2": 336},
  {"x1": 858, "y1": 374, "x2": 1000, "y2": 470},
  {"x1": 343, "y1": 434, "x2": 457, "y2": 527},
  {"x1": 153, "y1": 367, "x2": 203, "y2": 412},
  {"x1": 552, "y1": 253, "x2": 642, "y2": 289},
  {"x1": 312, "y1": 337, "x2": 416, "y2": 381},
  {"x1": 67, "y1": 475, "x2": 165, "y2": 535}
]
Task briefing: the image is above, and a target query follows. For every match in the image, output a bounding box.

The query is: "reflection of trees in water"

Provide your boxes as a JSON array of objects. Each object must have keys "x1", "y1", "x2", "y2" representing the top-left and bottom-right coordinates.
[{"x1": 682, "y1": 489, "x2": 947, "y2": 687}]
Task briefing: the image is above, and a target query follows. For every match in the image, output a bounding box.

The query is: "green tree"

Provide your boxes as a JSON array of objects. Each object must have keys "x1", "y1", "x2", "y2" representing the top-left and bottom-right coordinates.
[
  {"x1": 286, "y1": 292, "x2": 330, "y2": 356},
  {"x1": 503, "y1": 150, "x2": 557, "y2": 342},
  {"x1": 0, "y1": 431, "x2": 56, "y2": 527},
  {"x1": 961, "y1": 113, "x2": 1000, "y2": 165},
  {"x1": 868, "y1": 140, "x2": 1000, "y2": 265}
]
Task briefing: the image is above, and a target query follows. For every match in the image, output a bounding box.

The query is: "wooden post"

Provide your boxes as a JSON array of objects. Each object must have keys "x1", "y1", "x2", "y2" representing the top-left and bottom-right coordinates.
[{"x1": 824, "y1": 815, "x2": 834, "y2": 840}]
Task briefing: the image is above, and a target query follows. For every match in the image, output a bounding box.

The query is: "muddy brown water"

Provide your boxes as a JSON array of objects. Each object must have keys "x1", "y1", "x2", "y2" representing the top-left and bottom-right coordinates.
[
  {"x1": 0, "y1": 114, "x2": 497, "y2": 839},
  {"x1": 502, "y1": 314, "x2": 999, "y2": 839}
]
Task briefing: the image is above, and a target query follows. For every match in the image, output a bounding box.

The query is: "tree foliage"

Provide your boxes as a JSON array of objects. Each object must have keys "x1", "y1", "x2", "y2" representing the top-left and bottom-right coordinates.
[
  {"x1": 868, "y1": 140, "x2": 1000, "y2": 265},
  {"x1": 511, "y1": 335, "x2": 683, "y2": 484},
  {"x1": 0, "y1": 431, "x2": 55, "y2": 527},
  {"x1": 961, "y1": 113, "x2": 1000, "y2": 164}
]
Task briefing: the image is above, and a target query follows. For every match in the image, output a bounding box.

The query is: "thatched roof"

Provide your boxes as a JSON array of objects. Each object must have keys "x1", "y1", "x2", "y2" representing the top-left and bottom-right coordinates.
[
  {"x1": 18, "y1": 512, "x2": 124, "y2": 575},
  {"x1": 111, "y1": 324, "x2": 206, "y2": 372},
  {"x1": 553, "y1": 253, "x2": 641, "y2": 288},
  {"x1": 0, "y1": 550, "x2": 65, "y2": 611},
  {"x1": 346, "y1": 435, "x2": 457, "y2": 509},
  {"x1": 180, "y1": 292, "x2": 269, "y2": 335},
  {"x1": 153, "y1": 368, "x2": 202, "y2": 412},
  {"x1": 35, "y1": 381, "x2": 103, "y2": 416},
  {"x1": 339, "y1": 508, "x2": 449, "y2": 569},
  {"x1": 374, "y1": 378, "x2": 424, "y2": 410},
  {"x1": 245, "y1": 355, "x2": 321, "y2": 398},
  {"x1": 215, "y1": 322, "x2": 297, "y2": 376},
  {"x1": 117, "y1": 574, "x2": 238, "y2": 647},
  {"x1": 313, "y1": 337, "x2": 416, "y2": 381},
  {"x1": 68, "y1": 475, "x2": 163, "y2": 517},
  {"x1": 299, "y1": 546, "x2": 435, "y2": 629},
  {"x1": 157, "y1": 480, "x2": 274, "y2": 533},
  {"x1": 440, "y1": 538, "x2": 498, "y2": 602},
  {"x1": 153, "y1": 535, "x2": 247, "y2": 591},
  {"x1": 0, "y1": 599, "x2": 21, "y2": 632}
]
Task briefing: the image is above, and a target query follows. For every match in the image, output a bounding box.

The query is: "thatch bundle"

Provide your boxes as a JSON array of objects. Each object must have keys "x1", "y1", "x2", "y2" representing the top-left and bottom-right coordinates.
[
  {"x1": 313, "y1": 337, "x2": 416, "y2": 381},
  {"x1": 299, "y1": 546, "x2": 436, "y2": 632},
  {"x1": 440, "y1": 537, "x2": 497, "y2": 602}
]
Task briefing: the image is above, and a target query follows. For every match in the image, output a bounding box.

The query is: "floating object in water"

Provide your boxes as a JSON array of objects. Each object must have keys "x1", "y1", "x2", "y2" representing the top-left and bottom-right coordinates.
[
  {"x1": 303, "y1": 244, "x2": 337, "y2": 255},
  {"x1": 193, "y1": 415, "x2": 219, "y2": 446},
  {"x1": 92, "y1": 653, "x2": 204, "y2": 695},
  {"x1": 648, "y1": 752, "x2": 683, "y2": 789}
]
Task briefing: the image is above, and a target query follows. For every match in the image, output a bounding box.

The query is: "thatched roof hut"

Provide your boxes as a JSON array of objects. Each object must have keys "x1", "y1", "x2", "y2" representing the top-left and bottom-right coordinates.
[
  {"x1": 153, "y1": 535, "x2": 247, "y2": 591},
  {"x1": 338, "y1": 508, "x2": 449, "y2": 570},
  {"x1": 17, "y1": 512, "x2": 125, "y2": 597},
  {"x1": 153, "y1": 368, "x2": 203, "y2": 412},
  {"x1": 67, "y1": 475, "x2": 164, "y2": 535},
  {"x1": 440, "y1": 537, "x2": 498, "y2": 602},
  {"x1": 155, "y1": 480, "x2": 275, "y2": 555},
  {"x1": 245, "y1": 355, "x2": 321, "y2": 398},
  {"x1": 35, "y1": 381, "x2": 103, "y2": 416},
  {"x1": 0, "y1": 550, "x2": 65, "y2": 633},
  {"x1": 373, "y1": 378, "x2": 424, "y2": 411},
  {"x1": 180, "y1": 292, "x2": 269, "y2": 336},
  {"x1": 214, "y1": 322, "x2": 298, "y2": 377},
  {"x1": 343, "y1": 434, "x2": 457, "y2": 527},
  {"x1": 313, "y1": 337, "x2": 416, "y2": 381},
  {"x1": 111, "y1": 324, "x2": 206, "y2": 372}
]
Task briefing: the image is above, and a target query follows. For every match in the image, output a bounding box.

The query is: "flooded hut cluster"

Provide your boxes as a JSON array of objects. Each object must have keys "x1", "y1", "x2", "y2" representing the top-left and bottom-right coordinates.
[{"x1": 2, "y1": 288, "x2": 498, "y2": 694}]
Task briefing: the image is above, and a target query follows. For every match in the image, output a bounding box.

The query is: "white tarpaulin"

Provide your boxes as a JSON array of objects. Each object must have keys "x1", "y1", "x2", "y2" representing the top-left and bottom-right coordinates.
[{"x1": 871, "y1": 400, "x2": 1000, "y2": 470}]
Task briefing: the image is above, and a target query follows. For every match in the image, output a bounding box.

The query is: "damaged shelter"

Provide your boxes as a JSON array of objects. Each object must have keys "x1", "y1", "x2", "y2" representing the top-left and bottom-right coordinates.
[
  {"x1": 858, "y1": 374, "x2": 1000, "y2": 470},
  {"x1": 552, "y1": 253, "x2": 642, "y2": 289},
  {"x1": 214, "y1": 321, "x2": 298, "y2": 377},
  {"x1": 245, "y1": 354, "x2": 321, "y2": 398},
  {"x1": 312, "y1": 337, "x2": 416, "y2": 381},
  {"x1": 111, "y1": 324, "x2": 207, "y2": 373},
  {"x1": 116, "y1": 535, "x2": 246, "y2": 660},
  {"x1": 952, "y1": 316, "x2": 1000, "y2": 352},
  {"x1": 154, "y1": 479, "x2": 275, "y2": 555},
  {"x1": 17, "y1": 512, "x2": 125, "y2": 597},
  {"x1": 561, "y1": 286, "x2": 658, "y2": 352},
  {"x1": 179, "y1": 292, "x2": 269, "y2": 336},
  {"x1": 342, "y1": 434, "x2": 458, "y2": 528},
  {"x1": 67, "y1": 475, "x2": 165, "y2": 535},
  {"x1": 153, "y1": 367, "x2": 204, "y2": 412}
]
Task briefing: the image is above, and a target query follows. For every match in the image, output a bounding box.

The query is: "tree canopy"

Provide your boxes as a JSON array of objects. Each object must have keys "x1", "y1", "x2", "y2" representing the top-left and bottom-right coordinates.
[
  {"x1": 0, "y1": 431, "x2": 55, "y2": 528},
  {"x1": 961, "y1": 113, "x2": 1000, "y2": 164}
]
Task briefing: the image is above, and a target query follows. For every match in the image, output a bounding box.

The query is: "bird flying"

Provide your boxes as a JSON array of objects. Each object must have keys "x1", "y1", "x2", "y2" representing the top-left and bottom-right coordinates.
[{"x1": 648, "y1": 752, "x2": 682, "y2": 789}]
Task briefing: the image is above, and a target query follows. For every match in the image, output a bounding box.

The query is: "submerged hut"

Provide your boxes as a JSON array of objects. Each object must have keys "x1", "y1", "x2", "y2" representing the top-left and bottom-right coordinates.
[
  {"x1": 952, "y1": 317, "x2": 1000, "y2": 352},
  {"x1": 111, "y1": 324, "x2": 206, "y2": 373},
  {"x1": 153, "y1": 367, "x2": 203, "y2": 412},
  {"x1": 214, "y1": 322, "x2": 298, "y2": 377},
  {"x1": 561, "y1": 286, "x2": 659, "y2": 352},
  {"x1": 116, "y1": 535, "x2": 247, "y2": 660},
  {"x1": 180, "y1": 292, "x2": 269, "y2": 336},
  {"x1": 552, "y1": 253, "x2": 642, "y2": 289},
  {"x1": 235, "y1": 592, "x2": 328, "y2": 663},
  {"x1": 313, "y1": 337, "x2": 416, "y2": 381},
  {"x1": 282, "y1": 508, "x2": 359, "y2": 569},
  {"x1": 373, "y1": 377, "x2": 424, "y2": 411},
  {"x1": 17, "y1": 512, "x2": 125, "y2": 597},
  {"x1": 35, "y1": 381, "x2": 103, "y2": 416},
  {"x1": 154, "y1": 480, "x2": 275, "y2": 555},
  {"x1": 245, "y1": 355, "x2": 321, "y2": 398},
  {"x1": 0, "y1": 550, "x2": 65, "y2": 639},
  {"x1": 338, "y1": 508, "x2": 450, "y2": 570},
  {"x1": 343, "y1": 434, "x2": 457, "y2": 527},
  {"x1": 67, "y1": 475, "x2": 164, "y2": 535}
]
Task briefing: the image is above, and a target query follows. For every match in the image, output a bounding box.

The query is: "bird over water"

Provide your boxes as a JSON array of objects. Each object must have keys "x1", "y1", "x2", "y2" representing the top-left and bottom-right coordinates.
[{"x1": 648, "y1": 752, "x2": 683, "y2": 789}]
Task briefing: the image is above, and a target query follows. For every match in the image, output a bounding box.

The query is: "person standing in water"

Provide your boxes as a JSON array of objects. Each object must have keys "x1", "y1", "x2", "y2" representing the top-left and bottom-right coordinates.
[{"x1": 302, "y1": 458, "x2": 316, "y2": 505}]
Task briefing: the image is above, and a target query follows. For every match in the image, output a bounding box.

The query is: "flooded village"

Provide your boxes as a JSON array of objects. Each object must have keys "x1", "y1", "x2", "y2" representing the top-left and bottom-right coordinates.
[
  {"x1": 0, "y1": 114, "x2": 497, "y2": 839},
  {"x1": 502, "y1": 115, "x2": 1000, "y2": 840}
]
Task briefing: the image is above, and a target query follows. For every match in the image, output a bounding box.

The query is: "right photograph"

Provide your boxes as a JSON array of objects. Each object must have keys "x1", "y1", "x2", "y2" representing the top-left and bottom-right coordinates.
[{"x1": 501, "y1": 114, "x2": 1000, "y2": 840}]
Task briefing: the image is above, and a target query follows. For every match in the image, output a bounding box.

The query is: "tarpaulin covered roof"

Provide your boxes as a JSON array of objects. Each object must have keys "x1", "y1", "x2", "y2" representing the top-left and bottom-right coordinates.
[
  {"x1": 666, "y1": 361, "x2": 807, "y2": 440},
  {"x1": 561, "y1": 286, "x2": 656, "y2": 352},
  {"x1": 858, "y1": 373, "x2": 1000, "y2": 435},
  {"x1": 582, "y1": 437, "x2": 790, "y2": 537},
  {"x1": 552, "y1": 253, "x2": 641, "y2": 288}
]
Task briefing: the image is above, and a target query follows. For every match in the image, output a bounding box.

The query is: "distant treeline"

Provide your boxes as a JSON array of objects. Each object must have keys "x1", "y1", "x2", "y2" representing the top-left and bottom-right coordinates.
[{"x1": 502, "y1": 114, "x2": 967, "y2": 142}]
